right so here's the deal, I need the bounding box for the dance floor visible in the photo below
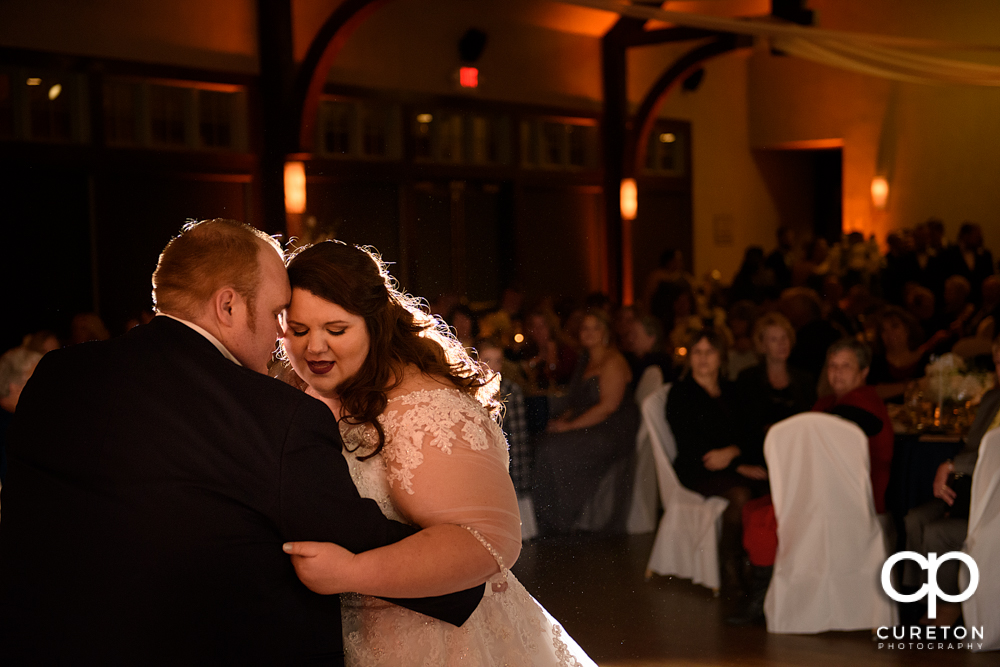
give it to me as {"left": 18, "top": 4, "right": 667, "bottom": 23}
{"left": 512, "top": 533, "right": 993, "bottom": 667}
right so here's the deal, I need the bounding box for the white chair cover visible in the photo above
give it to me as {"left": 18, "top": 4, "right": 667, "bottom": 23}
{"left": 961, "top": 428, "right": 1000, "bottom": 651}
{"left": 644, "top": 383, "right": 729, "bottom": 591}
{"left": 626, "top": 366, "right": 664, "bottom": 534}
{"left": 763, "top": 413, "right": 898, "bottom": 633}
{"left": 518, "top": 495, "right": 539, "bottom": 541}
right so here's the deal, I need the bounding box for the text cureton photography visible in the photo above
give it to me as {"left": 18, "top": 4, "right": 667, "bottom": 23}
{"left": 878, "top": 550, "right": 987, "bottom": 651}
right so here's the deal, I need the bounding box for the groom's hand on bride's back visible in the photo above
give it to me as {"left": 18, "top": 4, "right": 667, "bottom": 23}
{"left": 283, "top": 541, "right": 356, "bottom": 595}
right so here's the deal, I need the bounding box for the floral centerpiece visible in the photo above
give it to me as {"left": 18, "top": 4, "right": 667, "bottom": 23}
{"left": 923, "top": 353, "right": 995, "bottom": 405}
{"left": 901, "top": 353, "right": 997, "bottom": 433}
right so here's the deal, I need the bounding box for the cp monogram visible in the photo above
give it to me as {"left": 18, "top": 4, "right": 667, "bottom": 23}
{"left": 881, "top": 551, "right": 979, "bottom": 619}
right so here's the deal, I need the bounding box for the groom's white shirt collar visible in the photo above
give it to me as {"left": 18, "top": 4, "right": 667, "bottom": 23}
{"left": 157, "top": 313, "right": 242, "bottom": 366}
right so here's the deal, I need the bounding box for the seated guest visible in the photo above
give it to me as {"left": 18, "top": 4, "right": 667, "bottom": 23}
{"left": 624, "top": 314, "right": 674, "bottom": 386}
{"left": 478, "top": 339, "right": 531, "bottom": 498}
{"left": 730, "top": 247, "right": 778, "bottom": 304}
{"left": 822, "top": 275, "right": 858, "bottom": 338}
{"left": 644, "top": 248, "right": 693, "bottom": 313}
{"left": 882, "top": 231, "right": 922, "bottom": 305}
{"left": 726, "top": 301, "right": 759, "bottom": 381}
{"left": 533, "top": 311, "right": 638, "bottom": 535}
{"left": 905, "top": 284, "right": 938, "bottom": 335}
{"left": 781, "top": 288, "right": 842, "bottom": 381}
{"left": 952, "top": 275, "right": 1000, "bottom": 364}
{"left": 68, "top": 312, "right": 110, "bottom": 345}
{"left": 730, "top": 338, "right": 892, "bottom": 625}
{"left": 521, "top": 309, "right": 577, "bottom": 392}
{"left": 813, "top": 338, "right": 894, "bottom": 513}
{"left": 766, "top": 226, "right": 797, "bottom": 291}
{"left": 941, "top": 222, "right": 994, "bottom": 302}
{"left": 736, "top": 312, "right": 816, "bottom": 468}
{"left": 613, "top": 306, "right": 638, "bottom": 350}
{"left": 660, "top": 285, "right": 700, "bottom": 354}
{"left": 791, "top": 237, "right": 833, "bottom": 293}
{"left": 0, "top": 346, "right": 44, "bottom": 486}
{"left": 961, "top": 274, "right": 1000, "bottom": 340}
{"left": 903, "top": 334, "right": 1000, "bottom": 627}
{"left": 868, "top": 306, "right": 947, "bottom": 402}
{"left": 21, "top": 330, "right": 60, "bottom": 354}
{"left": 446, "top": 304, "right": 477, "bottom": 349}
{"left": 477, "top": 287, "right": 524, "bottom": 349}
{"left": 925, "top": 275, "right": 975, "bottom": 354}
{"left": 666, "top": 329, "right": 767, "bottom": 591}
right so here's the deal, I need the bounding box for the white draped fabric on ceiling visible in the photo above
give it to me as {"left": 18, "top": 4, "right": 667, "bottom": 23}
{"left": 561, "top": 0, "right": 1000, "bottom": 87}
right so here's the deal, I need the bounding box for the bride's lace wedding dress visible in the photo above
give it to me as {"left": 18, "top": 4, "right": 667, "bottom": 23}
{"left": 339, "top": 388, "right": 597, "bottom": 667}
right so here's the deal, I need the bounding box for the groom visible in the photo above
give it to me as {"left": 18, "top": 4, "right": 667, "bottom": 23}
{"left": 0, "top": 219, "right": 482, "bottom": 665}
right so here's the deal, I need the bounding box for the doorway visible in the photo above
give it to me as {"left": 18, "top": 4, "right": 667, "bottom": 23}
{"left": 753, "top": 147, "right": 843, "bottom": 243}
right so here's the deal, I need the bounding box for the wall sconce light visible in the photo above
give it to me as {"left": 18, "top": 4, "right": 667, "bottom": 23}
{"left": 871, "top": 176, "right": 889, "bottom": 210}
{"left": 620, "top": 178, "right": 637, "bottom": 221}
{"left": 284, "top": 162, "right": 306, "bottom": 214}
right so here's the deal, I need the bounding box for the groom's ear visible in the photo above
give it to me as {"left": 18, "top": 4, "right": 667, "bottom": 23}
{"left": 212, "top": 287, "right": 240, "bottom": 328}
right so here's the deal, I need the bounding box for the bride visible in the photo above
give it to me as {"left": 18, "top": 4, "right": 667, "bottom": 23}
{"left": 276, "top": 240, "right": 596, "bottom": 666}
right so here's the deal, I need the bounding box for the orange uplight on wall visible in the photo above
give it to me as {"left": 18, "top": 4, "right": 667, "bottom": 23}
{"left": 620, "top": 178, "right": 637, "bottom": 220}
{"left": 284, "top": 161, "right": 306, "bottom": 214}
{"left": 871, "top": 176, "right": 889, "bottom": 210}
{"left": 459, "top": 67, "right": 479, "bottom": 88}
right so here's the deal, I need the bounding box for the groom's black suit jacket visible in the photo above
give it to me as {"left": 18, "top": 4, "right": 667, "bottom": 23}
{"left": 0, "top": 317, "right": 482, "bottom": 665}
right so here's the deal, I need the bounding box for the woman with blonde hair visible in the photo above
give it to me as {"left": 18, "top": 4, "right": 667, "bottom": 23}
{"left": 735, "top": 311, "right": 816, "bottom": 471}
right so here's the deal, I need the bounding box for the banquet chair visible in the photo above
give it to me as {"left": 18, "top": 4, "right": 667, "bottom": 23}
{"left": 518, "top": 496, "right": 539, "bottom": 541}
{"left": 626, "top": 365, "right": 665, "bottom": 534}
{"left": 643, "top": 383, "right": 729, "bottom": 592}
{"left": 763, "top": 413, "right": 898, "bottom": 633}
{"left": 960, "top": 428, "right": 1000, "bottom": 651}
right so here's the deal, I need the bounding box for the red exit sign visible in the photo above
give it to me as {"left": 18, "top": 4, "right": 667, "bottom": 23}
{"left": 459, "top": 66, "right": 478, "bottom": 88}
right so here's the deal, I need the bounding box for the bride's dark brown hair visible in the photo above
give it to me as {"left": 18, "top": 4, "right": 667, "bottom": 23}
{"left": 282, "top": 240, "right": 499, "bottom": 459}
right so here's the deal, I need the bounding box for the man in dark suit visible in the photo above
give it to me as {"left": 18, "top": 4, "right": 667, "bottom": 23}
{"left": 940, "top": 222, "right": 995, "bottom": 304}
{"left": 0, "top": 220, "right": 482, "bottom": 665}
{"left": 903, "top": 334, "right": 1000, "bottom": 626}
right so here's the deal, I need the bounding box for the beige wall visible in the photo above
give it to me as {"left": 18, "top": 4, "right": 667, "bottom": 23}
{"left": 746, "top": 0, "right": 1000, "bottom": 252}
{"left": 631, "top": 44, "right": 780, "bottom": 282}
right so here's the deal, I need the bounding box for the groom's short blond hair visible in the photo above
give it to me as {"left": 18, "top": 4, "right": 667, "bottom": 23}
{"left": 152, "top": 219, "right": 282, "bottom": 320}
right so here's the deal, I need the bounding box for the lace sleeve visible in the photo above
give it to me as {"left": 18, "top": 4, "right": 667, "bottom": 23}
{"left": 379, "top": 389, "right": 522, "bottom": 571}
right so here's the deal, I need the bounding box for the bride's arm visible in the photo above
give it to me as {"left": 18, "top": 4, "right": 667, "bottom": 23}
{"left": 286, "top": 399, "right": 522, "bottom": 597}
{"left": 284, "top": 524, "right": 496, "bottom": 597}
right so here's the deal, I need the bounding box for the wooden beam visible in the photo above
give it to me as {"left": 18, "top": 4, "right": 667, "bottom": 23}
{"left": 256, "top": 0, "right": 295, "bottom": 234}
{"left": 625, "top": 26, "right": 718, "bottom": 47}
{"left": 289, "top": 0, "right": 393, "bottom": 152}
{"left": 601, "top": 17, "right": 646, "bottom": 304}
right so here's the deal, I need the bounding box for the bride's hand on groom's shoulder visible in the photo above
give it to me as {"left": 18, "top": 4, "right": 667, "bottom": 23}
{"left": 282, "top": 541, "right": 357, "bottom": 595}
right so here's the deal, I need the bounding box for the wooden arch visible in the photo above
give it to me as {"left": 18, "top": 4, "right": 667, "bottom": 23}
{"left": 289, "top": 0, "right": 394, "bottom": 152}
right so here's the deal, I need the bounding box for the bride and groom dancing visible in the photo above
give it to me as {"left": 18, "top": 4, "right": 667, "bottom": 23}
{"left": 0, "top": 219, "right": 596, "bottom": 666}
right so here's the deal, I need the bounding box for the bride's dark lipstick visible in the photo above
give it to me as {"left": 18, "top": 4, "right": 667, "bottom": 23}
{"left": 307, "top": 361, "right": 334, "bottom": 375}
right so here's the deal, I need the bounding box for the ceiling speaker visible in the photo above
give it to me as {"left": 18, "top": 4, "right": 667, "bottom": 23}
{"left": 459, "top": 28, "right": 488, "bottom": 63}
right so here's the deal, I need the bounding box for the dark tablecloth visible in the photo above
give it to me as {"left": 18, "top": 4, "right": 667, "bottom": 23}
{"left": 885, "top": 433, "right": 963, "bottom": 550}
